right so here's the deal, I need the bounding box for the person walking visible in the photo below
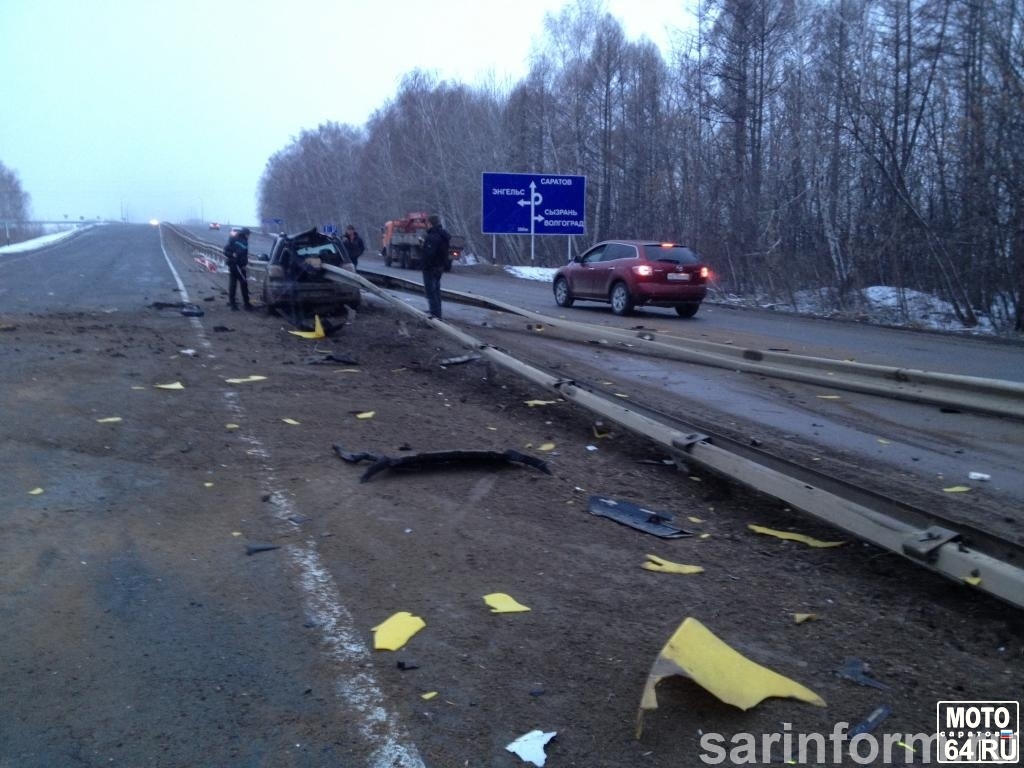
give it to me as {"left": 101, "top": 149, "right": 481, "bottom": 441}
{"left": 342, "top": 225, "right": 365, "bottom": 269}
{"left": 224, "top": 227, "right": 253, "bottom": 310}
{"left": 420, "top": 214, "right": 450, "bottom": 319}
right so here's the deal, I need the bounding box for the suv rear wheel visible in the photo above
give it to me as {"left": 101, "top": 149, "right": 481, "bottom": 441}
{"left": 610, "top": 282, "right": 634, "bottom": 315}
{"left": 675, "top": 302, "right": 700, "bottom": 318}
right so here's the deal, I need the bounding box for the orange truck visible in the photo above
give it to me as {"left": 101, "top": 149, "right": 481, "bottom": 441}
{"left": 380, "top": 211, "right": 465, "bottom": 270}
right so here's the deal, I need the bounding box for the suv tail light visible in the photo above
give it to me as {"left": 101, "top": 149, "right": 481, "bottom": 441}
{"left": 632, "top": 264, "right": 654, "bottom": 277}
{"left": 699, "top": 267, "right": 709, "bottom": 279}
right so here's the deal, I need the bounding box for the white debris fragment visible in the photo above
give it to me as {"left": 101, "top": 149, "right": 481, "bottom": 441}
{"left": 506, "top": 730, "right": 557, "bottom": 766}
{"left": 968, "top": 472, "right": 991, "bottom": 481}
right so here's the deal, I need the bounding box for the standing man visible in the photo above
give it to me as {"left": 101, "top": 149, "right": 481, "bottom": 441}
{"left": 223, "top": 227, "right": 253, "bottom": 311}
{"left": 342, "top": 224, "right": 365, "bottom": 269}
{"left": 420, "top": 214, "right": 450, "bottom": 319}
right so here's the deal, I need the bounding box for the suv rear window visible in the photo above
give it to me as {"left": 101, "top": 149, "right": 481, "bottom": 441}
{"left": 643, "top": 244, "right": 700, "bottom": 264}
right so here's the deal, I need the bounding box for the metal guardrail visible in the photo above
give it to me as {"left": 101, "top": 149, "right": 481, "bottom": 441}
{"left": 162, "top": 227, "right": 1024, "bottom": 609}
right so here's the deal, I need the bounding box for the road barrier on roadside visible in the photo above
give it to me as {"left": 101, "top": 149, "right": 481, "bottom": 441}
{"left": 165, "top": 225, "right": 1024, "bottom": 610}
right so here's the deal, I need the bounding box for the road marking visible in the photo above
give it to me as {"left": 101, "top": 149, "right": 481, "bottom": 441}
{"left": 160, "top": 229, "right": 425, "bottom": 767}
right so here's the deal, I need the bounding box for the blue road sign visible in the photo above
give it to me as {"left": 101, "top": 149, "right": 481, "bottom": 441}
{"left": 482, "top": 172, "right": 586, "bottom": 235}
{"left": 323, "top": 223, "right": 337, "bottom": 234}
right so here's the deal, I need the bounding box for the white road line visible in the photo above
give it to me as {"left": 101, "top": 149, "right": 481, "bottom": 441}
{"left": 160, "top": 229, "right": 425, "bottom": 767}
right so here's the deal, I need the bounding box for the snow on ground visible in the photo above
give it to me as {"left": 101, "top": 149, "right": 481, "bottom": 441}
{"left": 0, "top": 227, "right": 88, "bottom": 254}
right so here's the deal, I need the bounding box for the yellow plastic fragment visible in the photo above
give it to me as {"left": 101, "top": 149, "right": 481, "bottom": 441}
{"left": 688, "top": 516, "right": 704, "bottom": 524}
{"left": 225, "top": 375, "right": 267, "bottom": 384}
{"left": 421, "top": 691, "right": 438, "bottom": 700}
{"left": 95, "top": 417, "right": 122, "bottom": 423}
{"left": 699, "top": 533, "right": 712, "bottom": 540}
{"left": 225, "top": 423, "right": 240, "bottom": 431}
{"left": 614, "top": 392, "right": 630, "bottom": 399}
{"left": 538, "top": 442, "right": 556, "bottom": 452}
{"left": 748, "top": 524, "right": 846, "bottom": 548}
{"left": 28, "top": 487, "right": 44, "bottom": 496}
{"left": 203, "top": 482, "right": 214, "bottom": 488}
{"left": 231, "top": 531, "right": 242, "bottom": 537}
{"left": 483, "top": 593, "right": 531, "bottom": 613}
{"left": 288, "top": 314, "right": 326, "bottom": 338}
{"left": 817, "top": 394, "right": 841, "bottom": 400}
{"left": 334, "top": 368, "right": 360, "bottom": 373}
{"left": 130, "top": 386, "right": 145, "bottom": 390}
{"left": 281, "top": 418, "right": 301, "bottom": 425}
{"left": 636, "top": 617, "right": 825, "bottom": 738}
{"left": 372, "top": 611, "right": 426, "bottom": 651}
{"left": 963, "top": 575, "right": 982, "bottom": 587}
{"left": 524, "top": 399, "right": 559, "bottom": 407}
{"left": 642, "top": 554, "right": 704, "bottom": 575}
{"left": 943, "top": 485, "right": 971, "bottom": 493}
{"left": 355, "top": 411, "right": 375, "bottom": 420}
{"left": 877, "top": 438, "right": 892, "bottom": 445}
{"left": 154, "top": 381, "right": 185, "bottom": 390}
{"left": 793, "top": 613, "right": 817, "bottom": 624}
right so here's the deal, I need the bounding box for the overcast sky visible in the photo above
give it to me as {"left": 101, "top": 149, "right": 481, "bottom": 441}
{"left": 1, "top": 0, "right": 695, "bottom": 226}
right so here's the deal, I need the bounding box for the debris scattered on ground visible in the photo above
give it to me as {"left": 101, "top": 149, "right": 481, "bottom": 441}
{"left": 28, "top": 487, "right": 44, "bottom": 496}
{"left": 637, "top": 617, "right": 825, "bottom": 738}
{"left": 943, "top": 485, "right": 971, "bottom": 493}
{"left": 793, "top": 613, "right": 817, "bottom": 624}
{"left": 420, "top": 691, "right": 438, "bottom": 700}
{"left": 372, "top": 611, "right": 426, "bottom": 651}
{"left": 245, "top": 543, "right": 281, "bottom": 556}
{"left": 641, "top": 554, "right": 704, "bottom": 575}
{"left": 180, "top": 303, "right": 204, "bottom": 317}
{"left": 968, "top": 472, "right": 991, "bottom": 481}
{"left": 834, "top": 658, "right": 889, "bottom": 690}
{"left": 524, "top": 399, "right": 560, "bottom": 407}
{"left": 289, "top": 315, "right": 326, "bottom": 339}
{"left": 396, "top": 660, "right": 420, "bottom": 671}
{"left": 224, "top": 375, "right": 267, "bottom": 384}
{"left": 95, "top": 416, "right": 122, "bottom": 423}
{"left": 506, "top": 730, "right": 557, "bottom": 767}
{"left": 850, "top": 705, "right": 891, "bottom": 737}
{"left": 588, "top": 496, "right": 694, "bottom": 539}
{"left": 154, "top": 381, "right": 185, "bottom": 390}
{"left": 334, "top": 444, "right": 552, "bottom": 482}
{"left": 439, "top": 354, "right": 481, "bottom": 367}
{"left": 483, "top": 593, "right": 531, "bottom": 613}
{"left": 747, "top": 524, "right": 846, "bottom": 548}
{"left": 281, "top": 418, "right": 301, "bottom": 425}
{"left": 304, "top": 353, "right": 359, "bottom": 365}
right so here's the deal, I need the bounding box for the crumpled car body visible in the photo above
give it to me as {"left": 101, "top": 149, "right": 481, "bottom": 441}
{"left": 259, "top": 228, "right": 361, "bottom": 317}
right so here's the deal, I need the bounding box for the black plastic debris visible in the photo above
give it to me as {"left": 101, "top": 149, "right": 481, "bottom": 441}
{"left": 304, "top": 353, "right": 359, "bottom": 366}
{"left": 834, "top": 658, "right": 890, "bottom": 690}
{"left": 181, "top": 303, "right": 204, "bottom": 317}
{"left": 587, "top": 495, "right": 694, "bottom": 538}
{"left": 397, "top": 660, "right": 420, "bottom": 671}
{"left": 333, "top": 444, "right": 551, "bottom": 483}
{"left": 245, "top": 543, "right": 281, "bottom": 556}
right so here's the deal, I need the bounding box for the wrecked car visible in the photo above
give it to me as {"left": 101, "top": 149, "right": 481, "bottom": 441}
{"left": 258, "top": 228, "right": 361, "bottom": 323}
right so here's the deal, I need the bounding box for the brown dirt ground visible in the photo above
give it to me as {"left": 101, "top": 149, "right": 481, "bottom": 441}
{"left": 1, "top": 249, "right": 1021, "bottom": 766}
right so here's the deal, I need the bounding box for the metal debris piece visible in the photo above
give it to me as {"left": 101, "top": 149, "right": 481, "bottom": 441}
{"left": 849, "top": 705, "right": 892, "bottom": 737}
{"left": 834, "top": 658, "right": 889, "bottom": 690}
{"left": 588, "top": 495, "right": 694, "bottom": 539}
{"left": 334, "top": 444, "right": 551, "bottom": 482}
{"left": 439, "top": 354, "right": 481, "bottom": 367}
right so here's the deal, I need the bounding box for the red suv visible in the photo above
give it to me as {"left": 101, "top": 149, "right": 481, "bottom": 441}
{"left": 553, "top": 240, "right": 709, "bottom": 317}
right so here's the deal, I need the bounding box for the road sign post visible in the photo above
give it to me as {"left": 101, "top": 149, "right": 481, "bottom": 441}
{"left": 482, "top": 172, "right": 586, "bottom": 263}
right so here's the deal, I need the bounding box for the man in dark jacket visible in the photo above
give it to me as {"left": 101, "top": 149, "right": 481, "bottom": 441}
{"left": 223, "top": 227, "right": 253, "bottom": 310}
{"left": 420, "top": 214, "right": 450, "bottom": 319}
{"left": 342, "top": 225, "right": 366, "bottom": 269}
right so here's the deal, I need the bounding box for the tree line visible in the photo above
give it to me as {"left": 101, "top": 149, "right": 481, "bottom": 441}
{"left": 257, "top": 0, "right": 1024, "bottom": 332}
